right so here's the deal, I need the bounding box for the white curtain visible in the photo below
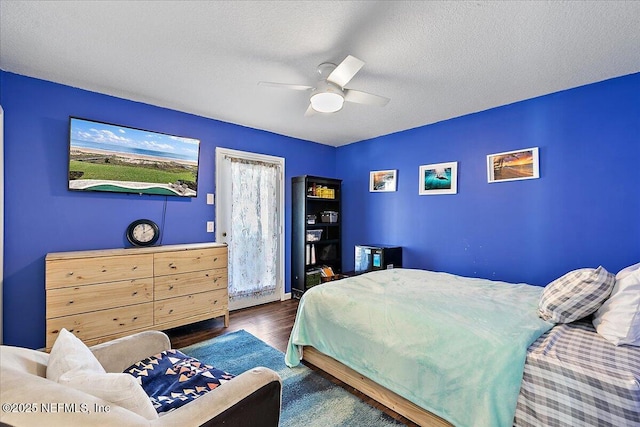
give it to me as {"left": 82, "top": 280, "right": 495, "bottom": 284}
{"left": 228, "top": 157, "right": 279, "bottom": 302}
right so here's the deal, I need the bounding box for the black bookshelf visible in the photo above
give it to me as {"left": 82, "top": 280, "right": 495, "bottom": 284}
{"left": 291, "top": 175, "right": 342, "bottom": 299}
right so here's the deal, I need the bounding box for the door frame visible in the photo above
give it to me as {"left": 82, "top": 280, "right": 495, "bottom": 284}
{"left": 215, "top": 147, "right": 286, "bottom": 306}
{"left": 0, "top": 105, "right": 4, "bottom": 344}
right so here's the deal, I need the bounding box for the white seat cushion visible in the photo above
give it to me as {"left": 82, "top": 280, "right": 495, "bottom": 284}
{"left": 46, "top": 328, "right": 157, "bottom": 420}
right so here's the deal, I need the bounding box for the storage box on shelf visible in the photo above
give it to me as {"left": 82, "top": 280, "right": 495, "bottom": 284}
{"left": 45, "top": 242, "right": 228, "bottom": 349}
{"left": 306, "top": 229, "right": 323, "bottom": 242}
{"left": 320, "top": 211, "right": 338, "bottom": 223}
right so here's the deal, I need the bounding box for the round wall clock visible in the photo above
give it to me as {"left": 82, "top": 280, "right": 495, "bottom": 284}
{"left": 126, "top": 219, "right": 160, "bottom": 247}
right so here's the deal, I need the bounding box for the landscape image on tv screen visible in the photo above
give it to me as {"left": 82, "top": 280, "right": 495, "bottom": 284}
{"left": 68, "top": 117, "right": 200, "bottom": 197}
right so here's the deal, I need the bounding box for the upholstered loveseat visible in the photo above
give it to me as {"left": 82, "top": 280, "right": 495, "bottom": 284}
{"left": 0, "top": 330, "right": 282, "bottom": 426}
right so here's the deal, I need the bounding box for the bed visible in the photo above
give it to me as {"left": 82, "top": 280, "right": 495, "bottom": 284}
{"left": 285, "top": 268, "right": 640, "bottom": 427}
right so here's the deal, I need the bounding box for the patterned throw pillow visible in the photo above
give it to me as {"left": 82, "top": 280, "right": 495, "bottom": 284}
{"left": 124, "top": 349, "right": 235, "bottom": 414}
{"left": 538, "top": 266, "right": 615, "bottom": 323}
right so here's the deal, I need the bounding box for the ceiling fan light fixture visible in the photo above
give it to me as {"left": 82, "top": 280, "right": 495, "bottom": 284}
{"left": 258, "top": 55, "right": 388, "bottom": 116}
{"left": 310, "top": 91, "right": 344, "bottom": 113}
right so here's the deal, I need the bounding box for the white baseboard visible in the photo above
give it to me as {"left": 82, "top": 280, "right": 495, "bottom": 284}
{"left": 282, "top": 292, "right": 292, "bottom": 301}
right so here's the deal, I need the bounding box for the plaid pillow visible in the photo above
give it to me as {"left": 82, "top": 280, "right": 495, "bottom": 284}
{"left": 124, "top": 349, "right": 235, "bottom": 414}
{"left": 538, "top": 266, "right": 615, "bottom": 323}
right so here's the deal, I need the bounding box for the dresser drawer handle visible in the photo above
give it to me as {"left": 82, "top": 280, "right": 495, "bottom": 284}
{"left": 168, "top": 285, "right": 174, "bottom": 290}
{"left": 132, "top": 291, "right": 138, "bottom": 296}
{"left": 132, "top": 266, "right": 138, "bottom": 271}
{"left": 169, "top": 263, "right": 177, "bottom": 269}
{"left": 214, "top": 257, "right": 218, "bottom": 262}
{"left": 67, "top": 272, "right": 74, "bottom": 277}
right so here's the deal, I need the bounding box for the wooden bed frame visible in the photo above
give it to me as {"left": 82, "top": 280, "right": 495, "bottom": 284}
{"left": 302, "top": 346, "right": 453, "bottom": 427}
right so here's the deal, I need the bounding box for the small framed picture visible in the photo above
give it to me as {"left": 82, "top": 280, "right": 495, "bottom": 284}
{"left": 487, "top": 147, "right": 539, "bottom": 183}
{"left": 419, "top": 162, "right": 458, "bottom": 195}
{"left": 370, "top": 170, "right": 397, "bottom": 192}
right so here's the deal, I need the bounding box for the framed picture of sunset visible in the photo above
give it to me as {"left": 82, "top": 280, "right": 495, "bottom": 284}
{"left": 487, "top": 147, "right": 539, "bottom": 183}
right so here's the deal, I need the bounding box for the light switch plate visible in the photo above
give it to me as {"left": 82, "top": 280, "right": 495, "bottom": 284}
{"left": 207, "top": 221, "right": 214, "bottom": 233}
{"left": 206, "top": 193, "right": 214, "bottom": 205}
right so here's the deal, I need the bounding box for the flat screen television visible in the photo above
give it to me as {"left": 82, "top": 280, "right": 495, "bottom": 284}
{"left": 68, "top": 117, "right": 200, "bottom": 197}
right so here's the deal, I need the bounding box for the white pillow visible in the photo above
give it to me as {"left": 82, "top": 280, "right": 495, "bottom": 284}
{"left": 59, "top": 371, "right": 158, "bottom": 420}
{"left": 47, "top": 328, "right": 106, "bottom": 382}
{"left": 593, "top": 262, "right": 640, "bottom": 346}
{"left": 615, "top": 262, "right": 640, "bottom": 281}
{"left": 47, "top": 328, "right": 158, "bottom": 420}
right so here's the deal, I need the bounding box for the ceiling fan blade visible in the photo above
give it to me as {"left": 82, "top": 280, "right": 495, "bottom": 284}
{"left": 258, "top": 81, "right": 314, "bottom": 91}
{"left": 327, "top": 55, "right": 365, "bottom": 88}
{"left": 344, "top": 89, "right": 390, "bottom": 107}
{"left": 304, "top": 104, "right": 316, "bottom": 117}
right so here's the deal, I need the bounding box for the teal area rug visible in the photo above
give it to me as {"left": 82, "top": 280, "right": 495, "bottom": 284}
{"left": 181, "top": 330, "right": 404, "bottom": 427}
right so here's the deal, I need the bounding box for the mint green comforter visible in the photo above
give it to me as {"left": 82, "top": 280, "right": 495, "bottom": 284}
{"left": 285, "top": 269, "right": 553, "bottom": 427}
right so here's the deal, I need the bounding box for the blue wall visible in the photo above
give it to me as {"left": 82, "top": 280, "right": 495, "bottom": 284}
{"left": 2, "top": 71, "right": 639, "bottom": 349}
{"left": 1, "top": 71, "right": 337, "bottom": 348}
{"left": 337, "top": 73, "right": 640, "bottom": 286}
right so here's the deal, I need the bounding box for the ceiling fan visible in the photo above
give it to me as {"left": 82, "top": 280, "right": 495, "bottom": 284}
{"left": 258, "top": 55, "right": 390, "bottom": 116}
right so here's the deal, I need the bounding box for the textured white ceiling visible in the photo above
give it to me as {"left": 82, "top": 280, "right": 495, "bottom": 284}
{"left": 1, "top": 1, "right": 639, "bottom": 146}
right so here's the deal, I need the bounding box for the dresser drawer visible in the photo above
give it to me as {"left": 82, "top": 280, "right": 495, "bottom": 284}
{"left": 47, "top": 278, "right": 153, "bottom": 318}
{"left": 46, "top": 254, "right": 154, "bottom": 289}
{"left": 77, "top": 326, "right": 152, "bottom": 348}
{"left": 154, "top": 247, "right": 227, "bottom": 276}
{"left": 46, "top": 302, "right": 154, "bottom": 349}
{"left": 154, "top": 289, "right": 228, "bottom": 324}
{"left": 154, "top": 269, "right": 227, "bottom": 300}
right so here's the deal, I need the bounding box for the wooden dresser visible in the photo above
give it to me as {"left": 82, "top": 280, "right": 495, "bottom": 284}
{"left": 45, "top": 242, "right": 228, "bottom": 349}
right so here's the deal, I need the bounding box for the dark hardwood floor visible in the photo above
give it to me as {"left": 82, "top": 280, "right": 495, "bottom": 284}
{"left": 165, "top": 299, "right": 299, "bottom": 352}
{"left": 164, "top": 299, "right": 418, "bottom": 427}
